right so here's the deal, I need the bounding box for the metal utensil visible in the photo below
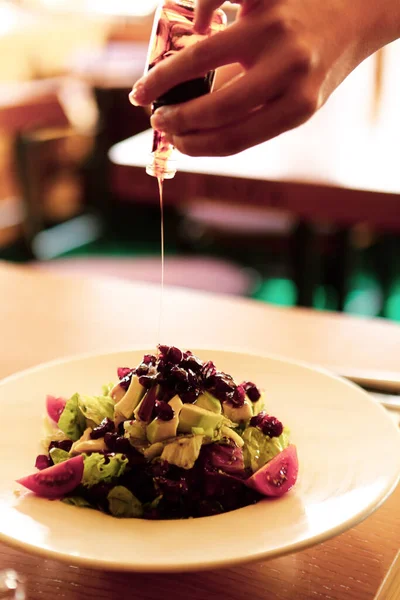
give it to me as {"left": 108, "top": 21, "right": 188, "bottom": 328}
{"left": 334, "top": 370, "right": 400, "bottom": 411}
{"left": 365, "top": 391, "right": 400, "bottom": 411}
{"left": 338, "top": 369, "right": 400, "bottom": 394}
{"left": 374, "top": 550, "right": 400, "bottom": 600}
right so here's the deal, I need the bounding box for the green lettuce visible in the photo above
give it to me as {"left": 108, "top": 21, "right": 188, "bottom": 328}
{"left": 102, "top": 382, "right": 115, "bottom": 397}
{"left": 82, "top": 452, "right": 128, "bottom": 488}
{"left": 58, "top": 393, "right": 86, "bottom": 441}
{"left": 78, "top": 394, "right": 114, "bottom": 426}
{"left": 161, "top": 435, "right": 204, "bottom": 470}
{"left": 107, "top": 486, "right": 143, "bottom": 518}
{"left": 49, "top": 447, "right": 70, "bottom": 464}
{"left": 242, "top": 426, "right": 290, "bottom": 472}
{"left": 62, "top": 496, "right": 93, "bottom": 509}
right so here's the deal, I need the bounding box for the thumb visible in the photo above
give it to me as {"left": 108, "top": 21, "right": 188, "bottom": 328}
{"left": 194, "top": 0, "right": 226, "bottom": 34}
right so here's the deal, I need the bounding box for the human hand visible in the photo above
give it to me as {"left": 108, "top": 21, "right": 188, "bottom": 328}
{"left": 130, "top": 0, "right": 400, "bottom": 156}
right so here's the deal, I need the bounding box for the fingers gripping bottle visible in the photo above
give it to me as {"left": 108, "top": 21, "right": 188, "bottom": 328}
{"left": 145, "top": 0, "right": 226, "bottom": 179}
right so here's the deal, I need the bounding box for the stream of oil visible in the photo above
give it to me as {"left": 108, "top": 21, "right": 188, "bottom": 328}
{"left": 157, "top": 176, "right": 164, "bottom": 343}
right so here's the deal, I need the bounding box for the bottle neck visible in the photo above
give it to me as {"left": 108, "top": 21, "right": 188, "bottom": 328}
{"left": 171, "top": 0, "right": 195, "bottom": 9}
{"left": 147, "top": 130, "right": 177, "bottom": 180}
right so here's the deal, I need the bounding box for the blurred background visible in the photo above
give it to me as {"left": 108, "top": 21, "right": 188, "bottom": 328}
{"left": 1, "top": 0, "right": 400, "bottom": 320}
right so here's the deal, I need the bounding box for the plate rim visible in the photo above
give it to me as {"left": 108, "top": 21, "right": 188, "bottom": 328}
{"left": 1, "top": 346, "right": 399, "bottom": 572}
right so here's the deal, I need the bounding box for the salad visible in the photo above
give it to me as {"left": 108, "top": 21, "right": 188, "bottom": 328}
{"left": 17, "top": 346, "right": 299, "bottom": 519}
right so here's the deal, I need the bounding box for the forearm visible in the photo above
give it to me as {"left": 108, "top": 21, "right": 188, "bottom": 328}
{"left": 320, "top": 0, "right": 400, "bottom": 101}
{"left": 362, "top": 0, "right": 400, "bottom": 55}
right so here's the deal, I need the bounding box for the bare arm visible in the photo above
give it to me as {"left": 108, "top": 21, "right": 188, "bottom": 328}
{"left": 130, "top": 0, "right": 400, "bottom": 157}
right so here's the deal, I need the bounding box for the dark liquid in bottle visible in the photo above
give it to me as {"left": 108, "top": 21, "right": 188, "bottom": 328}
{"left": 151, "top": 73, "right": 215, "bottom": 153}
{"left": 148, "top": 0, "right": 223, "bottom": 157}
{"left": 153, "top": 72, "right": 215, "bottom": 108}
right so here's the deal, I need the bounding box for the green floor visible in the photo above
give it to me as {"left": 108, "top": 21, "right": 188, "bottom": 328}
{"left": 3, "top": 203, "right": 400, "bottom": 321}
{"left": 57, "top": 238, "right": 400, "bottom": 322}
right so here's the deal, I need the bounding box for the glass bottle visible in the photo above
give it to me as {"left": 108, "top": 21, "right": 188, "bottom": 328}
{"left": 0, "top": 570, "right": 25, "bottom": 600}
{"left": 145, "top": 0, "right": 226, "bottom": 179}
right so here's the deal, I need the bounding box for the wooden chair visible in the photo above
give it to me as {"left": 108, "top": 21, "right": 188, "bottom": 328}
{"left": 0, "top": 79, "right": 71, "bottom": 259}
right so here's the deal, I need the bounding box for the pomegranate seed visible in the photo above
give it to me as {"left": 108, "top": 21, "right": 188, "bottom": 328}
{"left": 138, "top": 375, "right": 156, "bottom": 389}
{"left": 180, "top": 388, "right": 199, "bottom": 403}
{"left": 201, "top": 361, "right": 217, "bottom": 381}
{"left": 104, "top": 432, "right": 118, "bottom": 451}
{"left": 154, "top": 400, "right": 174, "bottom": 421}
{"left": 119, "top": 372, "right": 133, "bottom": 391}
{"left": 261, "top": 416, "right": 283, "bottom": 438}
{"left": 35, "top": 455, "right": 51, "bottom": 470}
{"left": 170, "top": 366, "right": 189, "bottom": 383}
{"left": 242, "top": 381, "right": 261, "bottom": 402}
{"left": 90, "top": 417, "right": 115, "bottom": 439}
{"left": 250, "top": 412, "right": 283, "bottom": 437}
{"left": 182, "top": 354, "right": 203, "bottom": 373}
{"left": 117, "top": 367, "right": 132, "bottom": 380}
{"left": 143, "top": 354, "right": 156, "bottom": 365}
{"left": 231, "top": 384, "right": 245, "bottom": 407}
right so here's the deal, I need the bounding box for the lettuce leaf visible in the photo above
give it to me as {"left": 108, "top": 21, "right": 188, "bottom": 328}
{"left": 78, "top": 394, "right": 114, "bottom": 426}
{"left": 49, "top": 448, "right": 70, "bottom": 464}
{"left": 102, "top": 382, "right": 115, "bottom": 397}
{"left": 82, "top": 452, "right": 128, "bottom": 488}
{"left": 62, "top": 496, "right": 93, "bottom": 509}
{"left": 242, "top": 426, "right": 290, "bottom": 472}
{"left": 58, "top": 393, "right": 86, "bottom": 441}
{"left": 107, "top": 486, "right": 143, "bottom": 518}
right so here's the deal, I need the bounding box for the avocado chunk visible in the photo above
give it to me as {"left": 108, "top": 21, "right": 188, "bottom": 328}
{"left": 222, "top": 400, "right": 253, "bottom": 423}
{"left": 178, "top": 403, "right": 224, "bottom": 434}
{"left": 196, "top": 392, "right": 222, "bottom": 414}
{"left": 146, "top": 395, "right": 183, "bottom": 444}
{"left": 114, "top": 375, "right": 145, "bottom": 420}
{"left": 251, "top": 392, "right": 266, "bottom": 416}
{"left": 124, "top": 419, "right": 147, "bottom": 442}
{"left": 147, "top": 418, "right": 176, "bottom": 444}
{"left": 161, "top": 434, "right": 204, "bottom": 469}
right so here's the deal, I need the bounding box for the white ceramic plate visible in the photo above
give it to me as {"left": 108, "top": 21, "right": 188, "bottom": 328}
{"left": 0, "top": 349, "right": 399, "bottom": 572}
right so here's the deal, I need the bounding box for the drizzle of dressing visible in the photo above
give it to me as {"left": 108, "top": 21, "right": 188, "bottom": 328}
{"left": 157, "top": 176, "right": 164, "bottom": 343}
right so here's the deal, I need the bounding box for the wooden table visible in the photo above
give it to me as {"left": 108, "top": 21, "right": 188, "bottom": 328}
{"left": 0, "top": 261, "right": 399, "bottom": 599}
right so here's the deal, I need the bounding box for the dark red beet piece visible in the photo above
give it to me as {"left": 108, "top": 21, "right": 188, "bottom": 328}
{"left": 261, "top": 416, "right": 283, "bottom": 438}
{"left": 158, "top": 345, "right": 183, "bottom": 365}
{"left": 119, "top": 372, "right": 133, "bottom": 391}
{"left": 35, "top": 455, "right": 51, "bottom": 470}
{"left": 104, "top": 432, "right": 118, "bottom": 451}
{"left": 213, "top": 374, "right": 236, "bottom": 402}
{"left": 143, "top": 354, "right": 157, "bottom": 365}
{"left": 136, "top": 363, "right": 150, "bottom": 377}
{"left": 170, "top": 366, "right": 189, "bottom": 383}
{"left": 117, "top": 367, "right": 132, "bottom": 380}
{"left": 138, "top": 375, "right": 156, "bottom": 389}
{"left": 137, "top": 386, "right": 158, "bottom": 422}
{"left": 154, "top": 400, "right": 174, "bottom": 421}
{"left": 201, "top": 361, "right": 217, "bottom": 381}
{"left": 182, "top": 353, "right": 203, "bottom": 373}
{"left": 250, "top": 411, "right": 283, "bottom": 437}
{"left": 231, "top": 384, "right": 246, "bottom": 407}
{"left": 242, "top": 381, "right": 261, "bottom": 402}
{"left": 48, "top": 439, "right": 73, "bottom": 453}
{"left": 90, "top": 417, "right": 115, "bottom": 439}
{"left": 179, "top": 388, "right": 200, "bottom": 403}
